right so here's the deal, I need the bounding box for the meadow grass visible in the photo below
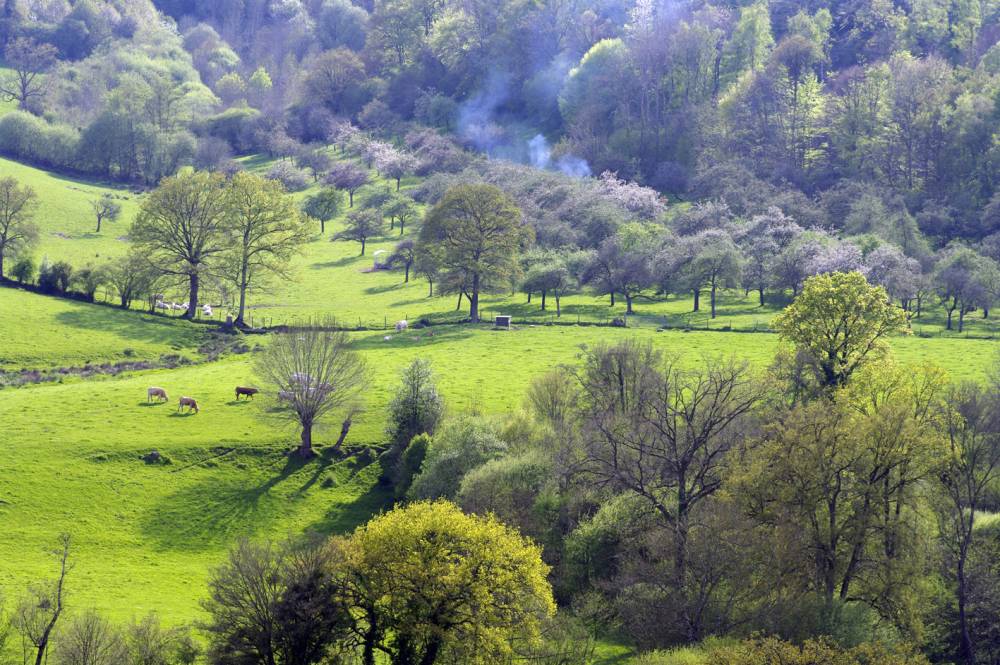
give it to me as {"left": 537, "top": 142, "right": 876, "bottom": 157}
{"left": 6, "top": 153, "right": 1000, "bottom": 337}
{"left": 0, "top": 286, "right": 207, "bottom": 369}
{"left": 0, "top": 155, "right": 140, "bottom": 267}
{"left": 2, "top": 151, "right": 1000, "bottom": 657}
{"left": 1, "top": 303, "right": 995, "bottom": 627}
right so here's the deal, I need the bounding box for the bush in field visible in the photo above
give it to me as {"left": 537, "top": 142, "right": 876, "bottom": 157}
{"left": 407, "top": 417, "right": 508, "bottom": 500}
{"left": 265, "top": 161, "right": 310, "bottom": 192}
{"left": 10, "top": 255, "right": 35, "bottom": 284}
{"left": 38, "top": 260, "right": 73, "bottom": 293}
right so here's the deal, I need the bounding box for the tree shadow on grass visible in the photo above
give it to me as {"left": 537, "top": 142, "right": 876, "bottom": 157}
{"left": 54, "top": 306, "right": 199, "bottom": 346}
{"left": 310, "top": 255, "right": 361, "bottom": 270}
{"left": 140, "top": 450, "right": 313, "bottom": 551}
{"left": 141, "top": 446, "right": 392, "bottom": 550}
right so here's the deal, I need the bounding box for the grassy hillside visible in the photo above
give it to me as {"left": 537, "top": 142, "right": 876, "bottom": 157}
{"left": 5, "top": 152, "right": 991, "bottom": 338}
{"left": 0, "top": 155, "right": 139, "bottom": 266}
{"left": 0, "top": 286, "right": 206, "bottom": 370}
{"left": 0, "top": 290, "right": 995, "bottom": 627}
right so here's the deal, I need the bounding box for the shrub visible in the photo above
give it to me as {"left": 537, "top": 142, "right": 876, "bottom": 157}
{"left": 0, "top": 111, "right": 79, "bottom": 170}
{"left": 386, "top": 358, "right": 443, "bottom": 446}
{"left": 394, "top": 433, "right": 430, "bottom": 498}
{"left": 407, "top": 417, "right": 508, "bottom": 500}
{"left": 199, "top": 105, "right": 262, "bottom": 152}
{"left": 457, "top": 451, "right": 559, "bottom": 546}
{"left": 10, "top": 256, "right": 36, "bottom": 284}
{"left": 74, "top": 264, "right": 109, "bottom": 301}
{"left": 265, "top": 161, "right": 310, "bottom": 192}
{"left": 38, "top": 260, "right": 74, "bottom": 293}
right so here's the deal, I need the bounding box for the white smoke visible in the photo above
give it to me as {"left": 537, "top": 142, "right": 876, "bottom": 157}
{"left": 528, "top": 134, "right": 592, "bottom": 178}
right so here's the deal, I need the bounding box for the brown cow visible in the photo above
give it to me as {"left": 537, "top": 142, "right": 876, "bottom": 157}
{"left": 178, "top": 396, "right": 199, "bottom": 414}
{"left": 235, "top": 386, "right": 259, "bottom": 400}
{"left": 147, "top": 387, "right": 168, "bottom": 403}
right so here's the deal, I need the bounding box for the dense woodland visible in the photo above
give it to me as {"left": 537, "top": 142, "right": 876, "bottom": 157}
{"left": 4, "top": 0, "right": 1000, "bottom": 664}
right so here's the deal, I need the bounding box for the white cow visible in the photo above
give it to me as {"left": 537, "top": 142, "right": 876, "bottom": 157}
{"left": 395, "top": 320, "right": 408, "bottom": 332}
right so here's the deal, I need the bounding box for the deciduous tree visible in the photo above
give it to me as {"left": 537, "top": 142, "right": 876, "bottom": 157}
{"left": 302, "top": 188, "right": 345, "bottom": 234}
{"left": 339, "top": 501, "right": 555, "bottom": 665}
{"left": 774, "top": 272, "right": 908, "bottom": 389}
{"left": 0, "top": 176, "right": 38, "bottom": 281}
{"left": 130, "top": 171, "right": 230, "bottom": 320}
{"left": 224, "top": 172, "right": 311, "bottom": 327}
{"left": 418, "top": 184, "right": 531, "bottom": 322}
{"left": 255, "top": 324, "right": 368, "bottom": 457}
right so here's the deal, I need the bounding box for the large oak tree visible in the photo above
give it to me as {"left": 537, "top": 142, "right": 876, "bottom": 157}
{"left": 130, "top": 171, "right": 230, "bottom": 320}
{"left": 418, "top": 184, "right": 531, "bottom": 322}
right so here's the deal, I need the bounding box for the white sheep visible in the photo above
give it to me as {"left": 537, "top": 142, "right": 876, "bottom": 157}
{"left": 395, "top": 320, "right": 408, "bottom": 332}
{"left": 202, "top": 304, "right": 213, "bottom": 316}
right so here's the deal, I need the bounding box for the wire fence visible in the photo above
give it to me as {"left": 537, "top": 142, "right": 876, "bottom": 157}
{"left": 42, "top": 284, "right": 1000, "bottom": 341}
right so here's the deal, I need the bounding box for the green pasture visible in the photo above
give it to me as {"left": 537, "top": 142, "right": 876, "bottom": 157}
{"left": 1, "top": 298, "right": 996, "bottom": 627}
{"left": 0, "top": 155, "right": 140, "bottom": 266}
{"left": 0, "top": 286, "right": 206, "bottom": 370}
{"left": 5, "top": 153, "right": 1000, "bottom": 337}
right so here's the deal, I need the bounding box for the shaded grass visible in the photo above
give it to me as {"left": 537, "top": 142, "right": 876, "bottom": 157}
{"left": 0, "top": 286, "right": 206, "bottom": 370}
{"left": 0, "top": 317, "right": 995, "bottom": 625}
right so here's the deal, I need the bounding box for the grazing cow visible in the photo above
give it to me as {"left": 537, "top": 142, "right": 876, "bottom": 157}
{"left": 178, "top": 396, "right": 199, "bottom": 413}
{"left": 395, "top": 320, "right": 408, "bottom": 332}
{"left": 147, "top": 387, "right": 168, "bottom": 402}
{"left": 203, "top": 304, "right": 213, "bottom": 317}
{"left": 235, "top": 386, "right": 259, "bottom": 400}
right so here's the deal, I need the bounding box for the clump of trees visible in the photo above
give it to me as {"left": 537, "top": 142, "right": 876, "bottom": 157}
{"left": 202, "top": 501, "right": 555, "bottom": 665}
{"left": 130, "top": 170, "right": 310, "bottom": 322}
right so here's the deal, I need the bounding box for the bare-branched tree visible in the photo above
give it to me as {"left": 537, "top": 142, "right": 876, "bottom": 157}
{"left": 15, "top": 534, "right": 71, "bottom": 665}
{"left": 255, "top": 324, "right": 368, "bottom": 458}
{"left": 575, "top": 340, "right": 763, "bottom": 641}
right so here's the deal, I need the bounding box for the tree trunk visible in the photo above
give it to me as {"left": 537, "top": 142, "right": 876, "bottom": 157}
{"left": 404, "top": 264, "right": 410, "bottom": 282}
{"left": 418, "top": 637, "right": 443, "bottom": 665}
{"left": 96, "top": 217, "right": 101, "bottom": 233}
{"left": 349, "top": 191, "right": 354, "bottom": 207}
{"left": 710, "top": 284, "right": 717, "bottom": 319}
{"left": 333, "top": 417, "right": 352, "bottom": 454}
{"left": 298, "top": 423, "right": 314, "bottom": 458}
{"left": 693, "top": 289, "right": 700, "bottom": 312}
{"left": 610, "top": 291, "right": 615, "bottom": 306}
{"left": 396, "top": 177, "right": 402, "bottom": 192}
{"left": 399, "top": 220, "right": 404, "bottom": 235}
{"left": 759, "top": 287, "right": 765, "bottom": 306}
{"left": 320, "top": 218, "right": 326, "bottom": 234}
{"left": 236, "top": 262, "right": 249, "bottom": 326}
{"left": 427, "top": 279, "right": 433, "bottom": 297}
{"left": 556, "top": 293, "right": 561, "bottom": 318}
{"left": 541, "top": 289, "right": 546, "bottom": 311}
{"left": 470, "top": 273, "right": 481, "bottom": 322}
{"left": 0, "top": 251, "right": 5, "bottom": 280}
{"left": 456, "top": 290, "right": 463, "bottom": 311}
{"left": 958, "top": 544, "right": 974, "bottom": 664}
{"left": 625, "top": 292, "right": 633, "bottom": 314}
{"left": 360, "top": 239, "right": 366, "bottom": 255}
{"left": 186, "top": 272, "right": 199, "bottom": 320}
{"left": 959, "top": 308, "right": 966, "bottom": 332}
